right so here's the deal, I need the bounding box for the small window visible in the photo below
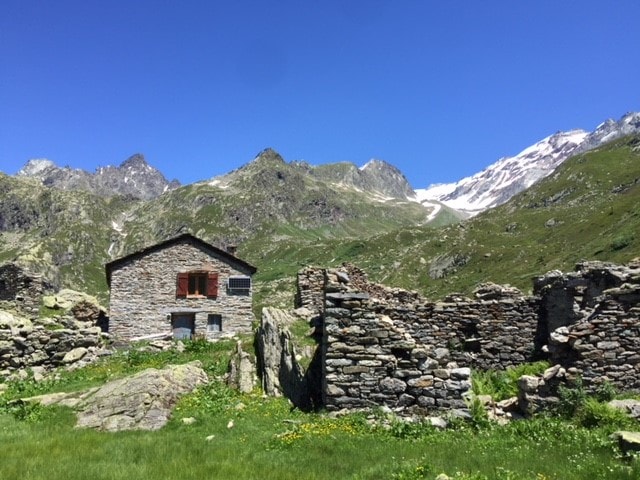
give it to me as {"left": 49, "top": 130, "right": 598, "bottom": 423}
{"left": 176, "top": 271, "right": 219, "bottom": 298}
{"left": 188, "top": 273, "right": 207, "bottom": 296}
{"left": 228, "top": 276, "right": 251, "bottom": 294}
{"left": 207, "top": 314, "right": 222, "bottom": 332}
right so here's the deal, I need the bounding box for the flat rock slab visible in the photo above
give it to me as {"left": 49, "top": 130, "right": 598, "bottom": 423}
{"left": 611, "top": 431, "right": 640, "bottom": 455}
{"left": 24, "top": 361, "right": 208, "bottom": 432}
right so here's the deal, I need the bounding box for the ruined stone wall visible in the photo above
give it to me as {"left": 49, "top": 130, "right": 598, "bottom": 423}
{"left": 387, "top": 295, "right": 540, "bottom": 372}
{"left": 0, "top": 310, "right": 106, "bottom": 379}
{"left": 540, "top": 262, "right": 640, "bottom": 392}
{"left": 322, "top": 287, "right": 471, "bottom": 413}
{"left": 296, "top": 267, "right": 326, "bottom": 313}
{"left": 321, "top": 271, "right": 540, "bottom": 413}
{"left": 109, "top": 241, "right": 254, "bottom": 341}
{"left": 0, "top": 263, "right": 52, "bottom": 318}
{"left": 313, "top": 259, "right": 640, "bottom": 412}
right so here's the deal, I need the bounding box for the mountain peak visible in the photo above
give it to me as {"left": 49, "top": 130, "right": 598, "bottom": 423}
{"left": 416, "top": 111, "right": 640, "bottom": 215}
{"left": 253, "top": 148, "right": 285, "bottom": 164}
{"left": 17, "top": 158, "right": 57, "bottom": 177}
{"left": 120, "top": 153, "right": 149, "bottom": 170}
{"left": 358, "top": 158, "right": 414, "bottom": 198}
{"left": 14, "top": 154, "right": 178, "bottom": 200}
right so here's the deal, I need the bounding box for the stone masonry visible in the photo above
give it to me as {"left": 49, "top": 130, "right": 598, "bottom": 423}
{"left": 539, "top": 261, "right": 640, "bottom": 391}
{"left": 0, "top": 262, "right": 53, "bottom": 318}
{"left": 296, "top": 260, "right": 640, "bottom": 413}
{"left": 107, "top": 235, "right": 256, "bottom": 341}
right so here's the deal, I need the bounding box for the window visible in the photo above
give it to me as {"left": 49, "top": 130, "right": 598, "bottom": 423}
{"left": 207, "top": 314, "right": 222, "bottom": 332}
{"left": 228, "top": 276, "right": 251, "bottom": 294}
{"left": 176, "top": 271, "right": 219, "bottom": 298}
{"left": 188, "top": 273, "right": 207, "bottom": 296}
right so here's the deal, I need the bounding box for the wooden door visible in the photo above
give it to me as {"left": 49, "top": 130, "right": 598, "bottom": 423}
{"left": 171, "top": 314, "right": 195, "bottom": 340}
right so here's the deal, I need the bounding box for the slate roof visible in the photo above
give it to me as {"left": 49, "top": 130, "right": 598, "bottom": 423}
{"left": 105, "top": 233, "right": 257, "bottom": 286}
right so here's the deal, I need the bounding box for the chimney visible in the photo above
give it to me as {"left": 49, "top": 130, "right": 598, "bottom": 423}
{"left": 226, "top": 245, "right": 237, "bottom": 256}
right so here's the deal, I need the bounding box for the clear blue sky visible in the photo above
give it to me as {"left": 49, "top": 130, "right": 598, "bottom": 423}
{"left": 1, "top": 1, "right": 639, "bottom": 188}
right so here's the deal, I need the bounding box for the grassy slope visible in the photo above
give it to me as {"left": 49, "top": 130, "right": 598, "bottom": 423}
{"left": 288, "top": 134, "right": 640, "bottom": 300}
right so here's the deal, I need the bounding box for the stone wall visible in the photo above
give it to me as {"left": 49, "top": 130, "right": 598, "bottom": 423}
{"left": 296, "top": 267, "right": 326, "bottom": 313}
{"left": 0, "top": 263, "right": 52, "bottom": 318}
{"left": 109, "top": 240, "right": 255, "bottom": 341}
{"left": 323, "top": 287, "right": 471, "bottom": 413}
{"left": 0, "top": 309, "right": 106, "bottom": 379}
{"left": 302, "top": 260, "right": 640, "bottom": 413}
{"left": 539, "top": 261, "right": 640, "bottom": 391}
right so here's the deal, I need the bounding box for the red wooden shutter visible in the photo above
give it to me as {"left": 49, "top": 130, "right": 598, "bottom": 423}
{"left": 207, "top": 272, "right": 219, "bottom": 298}
{"left": 176, "top": 272, "right": 188, "bottom": 297}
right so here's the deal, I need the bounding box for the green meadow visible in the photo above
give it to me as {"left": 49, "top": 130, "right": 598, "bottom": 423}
{"left": 1, "top": 340, "right": 638, "bottom": 480}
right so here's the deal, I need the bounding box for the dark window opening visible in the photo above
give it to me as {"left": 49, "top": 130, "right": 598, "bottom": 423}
{"left": 207, "top": 314, "right": 222, "bottom": 332}
{"left": 189, "top": 273, "right": 207, "bottom": 296}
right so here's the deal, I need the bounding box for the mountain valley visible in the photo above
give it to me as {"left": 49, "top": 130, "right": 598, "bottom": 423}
{"left": 1, "top": 114, "right": 639, "bottom": 308}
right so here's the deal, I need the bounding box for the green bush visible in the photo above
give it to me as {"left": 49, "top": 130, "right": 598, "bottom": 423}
{"left": 595, "top": 381, "right": 617, "bottom": 402}
{"left": 575, "top": 398, "right": 633, "bottom": 429}
{"left": 472, "top": 361, "right": 549, "bottom": 401}
{"left": 557, "top": 379, "right": 587, "bottom": 418}
{"left": 610, "top": 233, "right": 634, "bottom": 251}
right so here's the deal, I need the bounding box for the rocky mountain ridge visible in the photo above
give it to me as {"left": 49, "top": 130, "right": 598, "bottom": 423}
{"left": 17, "top": 153, "right": 180, "bottom": 200}
{"left": 208, "top": 148, "right": 416, "bottom": 200}
{"left": 416, "top": 112, "right": 640, "bottom": 215}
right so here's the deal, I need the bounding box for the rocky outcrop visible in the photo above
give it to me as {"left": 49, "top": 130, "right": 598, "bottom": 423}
{"left": 257, "top": 307, "right": 308, "bottom": 407}
{"left": 227, "top": 340, "right": 257, "bottom": 393}
{"left": 17, "top": 154, "right": 180, "bottom": 200}
{"left": 24, "top": 362, "right": 208, "bottom": 431}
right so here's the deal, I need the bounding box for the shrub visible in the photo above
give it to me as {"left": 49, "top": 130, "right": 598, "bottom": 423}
{"left": 595, "top": 381, "right": 617, "bottom": 402}
{"left": 610, "top": 233, "right": 634, "bottom": 251}
{"left": 472, "top": 361, "right": 549, "bottom": 401}
{"left": 575, "top": 398, "right": 633, "bottom": 429}
{"left": 557, "top": 378, "right": 587, "bottom": 418}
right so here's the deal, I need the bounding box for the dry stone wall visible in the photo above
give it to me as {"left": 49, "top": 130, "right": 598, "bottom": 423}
{"left": 323, "top": 288, "right": 471, "bottom": 413}
{"left": 539, "top": 261, "right": 640, "bottom": 392}
{"left": 0, "top": 263, "right": 52, "bottom": 317}
{"left": 0, "top": 309, "right": 107, "bottom": 379}
{"left": 299, "top": 260, "right": 640, "bottom": 413}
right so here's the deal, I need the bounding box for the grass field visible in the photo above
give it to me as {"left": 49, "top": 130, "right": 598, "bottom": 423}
{"left": 1, "top": 339, "right": 639, "bottom": 480}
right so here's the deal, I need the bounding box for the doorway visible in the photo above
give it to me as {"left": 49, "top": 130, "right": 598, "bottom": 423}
{"left": 171, "top": 313, "right": 195, "bottom": 340}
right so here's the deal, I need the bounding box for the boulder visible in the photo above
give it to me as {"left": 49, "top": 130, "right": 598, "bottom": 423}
{"left": 227, "top": 340, "right": 257, "bottom": 393}
{"left": 42, "top": 289, "right": 103, "bottom": 313}
{"left": 608, "top": 399, "right": 640, "bottom": 420}
{"left": 25, "top": 361, "right": 208, "bottom": 431}
{"left": 257, "top": 307, "right": 307, "bottom": 405}
{"left": 62, "top": 347, "right": 88, "bottom": 364}
{"left": 610, "top": 431, "right": 640, "bottom": 455}
{"left": 0, "top": 310, "right": 33, "bottom": 336}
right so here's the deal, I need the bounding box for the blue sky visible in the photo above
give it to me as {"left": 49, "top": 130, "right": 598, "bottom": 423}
{"left": 1, "top": 1, "right": 639, "bottom": 188}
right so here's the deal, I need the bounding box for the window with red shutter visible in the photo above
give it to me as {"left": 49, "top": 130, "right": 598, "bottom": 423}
{"left": 207, "top": 272, "right": 219, "bottom": 298}
{"left": 176, "top": 272, "right": 188, "bottom": 297}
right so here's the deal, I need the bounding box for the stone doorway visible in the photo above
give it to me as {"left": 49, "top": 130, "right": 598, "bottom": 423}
{"left": 171, "top": 313, "right": 195, "bottom": 340}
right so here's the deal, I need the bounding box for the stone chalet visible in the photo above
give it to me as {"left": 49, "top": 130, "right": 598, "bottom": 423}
{"left": 105, "top": 234, "right": 257, "bottom": 341}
